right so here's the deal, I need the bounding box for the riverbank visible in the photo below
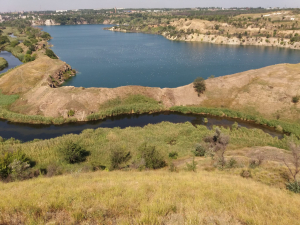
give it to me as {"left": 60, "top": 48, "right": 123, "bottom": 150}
{"left": 0, "top": 57, "right": 8, "bottom": 71}
{"left": 108, "top": 26, "right": 300, "bottom": 50}
{"left": 106, "top": 16, "right": 300, "bottom": 50}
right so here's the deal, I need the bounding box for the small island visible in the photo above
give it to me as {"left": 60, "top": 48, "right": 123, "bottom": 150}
{"left": 0, "top": 57, "right": 8, "bottom": 71}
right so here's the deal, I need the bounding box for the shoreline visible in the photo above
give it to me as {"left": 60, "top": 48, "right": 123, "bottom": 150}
{"left": 107, "top": 26, "right": 300, "bottom": 50}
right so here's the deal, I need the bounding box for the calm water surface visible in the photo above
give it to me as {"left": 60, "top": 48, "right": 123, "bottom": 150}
{"left": 0, "top": 112, "right": 283, "bottom": 142}
{"left": 0, "top": 51, "right": 22, "bottom": 74}
{"left": 40, "top": 24, "right": 300, "bottom": 88}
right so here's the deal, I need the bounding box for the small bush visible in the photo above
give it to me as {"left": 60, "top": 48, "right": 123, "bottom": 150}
{"left": 110, "top": 147, "right": 131, "bottom": 170}
{"left": 292, "top": 96, "right": 300, "bottom": 103}
{"left": 169, "top": 151, "right": 178, "bottom": 159}
{"left": 59, "top": 140, "right": 89, "bottom": 164}
{"left": 193, "top": 77, "right": 206, "bottom": 96}
{"left": 193, "top": 143, "right": 206, "bottom": 157}
{"left": 240, "top": 169, "right": 252, "bottom": 178}
{"left": 138, "top": 143, "right": 166, "bottom": 169}
{"left": 45, "top": 49, "right": 58, "bottom": 59}
{"left": 186, "top": 157, "right": 197, "bottom": 172}
{"left": 68, "top": 110, "right": 75, "bottom": 117}
{"left": 286, "top": 181, "right": 300, "bottom": 193}
{"left": 226, "top": 158, "right": 238, "bottom": 168}
{"left": 26, "top": 50, "right": 32, "bottom": 55}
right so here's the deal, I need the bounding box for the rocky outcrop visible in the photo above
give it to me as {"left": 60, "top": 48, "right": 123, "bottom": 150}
{"left": 47, "top": 64, "right": 75, "bottom": 88}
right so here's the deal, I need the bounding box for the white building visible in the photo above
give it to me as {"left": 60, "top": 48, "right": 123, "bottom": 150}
{"left": 56, "top": 10, "right": 67, "bottom": 13}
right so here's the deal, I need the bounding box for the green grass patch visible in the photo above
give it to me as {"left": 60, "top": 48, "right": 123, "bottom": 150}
{"left": 0, "top": 58, "right": 8, "bottom": 71}
{"left": 0, "top": 91, "right": 19, "bottom": 106}
{"left": 87, "top": 95, "right": 165, "bottom": 121}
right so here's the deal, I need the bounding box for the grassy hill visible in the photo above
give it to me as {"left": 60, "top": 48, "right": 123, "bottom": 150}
{"left": 1, "top": 170, "right": 300, "bottom": 224}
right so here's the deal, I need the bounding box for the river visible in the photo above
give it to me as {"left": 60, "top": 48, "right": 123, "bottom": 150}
{"left": 0, "top": 112, "right": 283, "bottom": 142}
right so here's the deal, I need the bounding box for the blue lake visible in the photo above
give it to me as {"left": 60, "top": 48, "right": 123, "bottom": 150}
{"left": 40, "top": 24, "right": 300, "bottom": 88}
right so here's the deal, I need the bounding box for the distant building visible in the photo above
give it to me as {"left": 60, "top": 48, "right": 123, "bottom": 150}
{"left": 56, "top": 10, "right": 67, "bottom": 13}
{"left": 291, "top": 18, "right": 295, "bottom": 20}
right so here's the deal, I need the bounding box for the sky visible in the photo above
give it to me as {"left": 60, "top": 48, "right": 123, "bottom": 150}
{"left": 1, "top": 0, "right": 299, "bottom": 12}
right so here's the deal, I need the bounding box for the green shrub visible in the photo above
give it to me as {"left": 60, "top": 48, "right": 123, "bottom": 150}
{"left": 286, "top": 181, "right": 300, "bottom": 193}
{"left": 59, "top": 140, "right": 89, "bottom": 164}
{"left": 193, "top": 143, "right": 206, "bottom": 157}
{"left": 28, "top": 45, "right": 35, "bottom": 52}
{"left": 26, "top": 50, "right": 32, "bottom": 55}
{"left": 23, "top": 39, "right": 31, "bottom": 47}
{"left": 110, "top": 147, "right": 131, "bottom": 170}
{"left": 45, "top": 49, "right": 58, "bottom": 59}
{"left": 138, "top": 143, "right": 166, "bottom": 169}
{"left": 193, "top": 77, "right": 206, "bottom": 96}
{"left": 0, "top": 57, "right": 8, "bottom": 71}
{"left": 41, "top": 32, "right": 51, "bottom": 40}
{"left": 67, "top": 110, "right": 75, "bottom": 117}
{"left": 23, "top": 54, "right": 35, "bottom": 63}
{"left": 0, "top": 150, "right": 31, "bottom": 179}
{"left": 168, "top": 151, "right": 178, "bottom": 159}
{"left": 226, "top": 158, "right": 238, "bottom": 168}
{"left": 10, "top": 40, "right": 19, "bottom": 47}
{"left": 292, "top": 96, "right": 300, "bottom": 103}
{"left": 0, "top": 36, "right": 10, "bottom": 45}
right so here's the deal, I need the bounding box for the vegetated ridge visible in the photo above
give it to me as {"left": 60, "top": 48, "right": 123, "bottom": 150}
{"left": 0, "top": 57, "right": 8, "bottom": 71}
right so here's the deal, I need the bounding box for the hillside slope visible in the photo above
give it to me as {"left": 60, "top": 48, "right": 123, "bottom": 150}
{"left": 1, "top": 170, "right": 300, "bottom": 224}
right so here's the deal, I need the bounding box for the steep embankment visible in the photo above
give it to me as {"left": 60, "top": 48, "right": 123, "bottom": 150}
{"left": 1, "top": 57, "right": 300, "bottom": 122}
{"left": 166, "top": 19, "right": 300, "bottom": 50}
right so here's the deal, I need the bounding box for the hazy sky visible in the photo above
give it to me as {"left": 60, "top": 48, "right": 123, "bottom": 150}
{"left": 1, "top": 0, "right": 299, "bottom": 12}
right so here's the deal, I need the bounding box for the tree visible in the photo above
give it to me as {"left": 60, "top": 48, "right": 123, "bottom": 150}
{"left": 204, "top": 128, "right": 230, "bottom": 169}
{"left": 281, "top": 142, "right": 300, "bottom": 181}
{"left": 193, "top": 77, "right": 206, "bottom": 96}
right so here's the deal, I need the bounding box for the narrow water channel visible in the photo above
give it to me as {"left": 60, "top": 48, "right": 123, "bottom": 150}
{"left": 0, "top": 112, "right": 284, "bottom": 142}
{"left": 0, "top": 51, "right": 22, "bottom": 74}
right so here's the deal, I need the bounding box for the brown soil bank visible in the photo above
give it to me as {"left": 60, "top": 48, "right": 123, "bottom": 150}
{"left": 1, "top": 56, "right": 300, "bottom": 122}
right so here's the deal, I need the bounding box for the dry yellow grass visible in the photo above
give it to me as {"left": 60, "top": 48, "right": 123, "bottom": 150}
{"left": 0, "top": 170, "right": 299, "bottom": 224}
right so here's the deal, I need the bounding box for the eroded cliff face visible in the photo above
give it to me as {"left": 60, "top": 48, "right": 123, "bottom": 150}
{"left": 47, "top": 64, "right": 75, "bottom": 88}
{"left": 164, "top": 33, "right": 300, "bottom": 50}
{"left": 164, "top": 18, "right": 300, "bottom": 50}
{"left": 32, "top": 19, "right": 60, "bottom": 26}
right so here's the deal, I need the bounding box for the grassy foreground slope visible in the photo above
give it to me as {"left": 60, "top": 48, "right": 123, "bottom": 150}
{"left": 1, "top": 170, "right": 300, "bottom": 224}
